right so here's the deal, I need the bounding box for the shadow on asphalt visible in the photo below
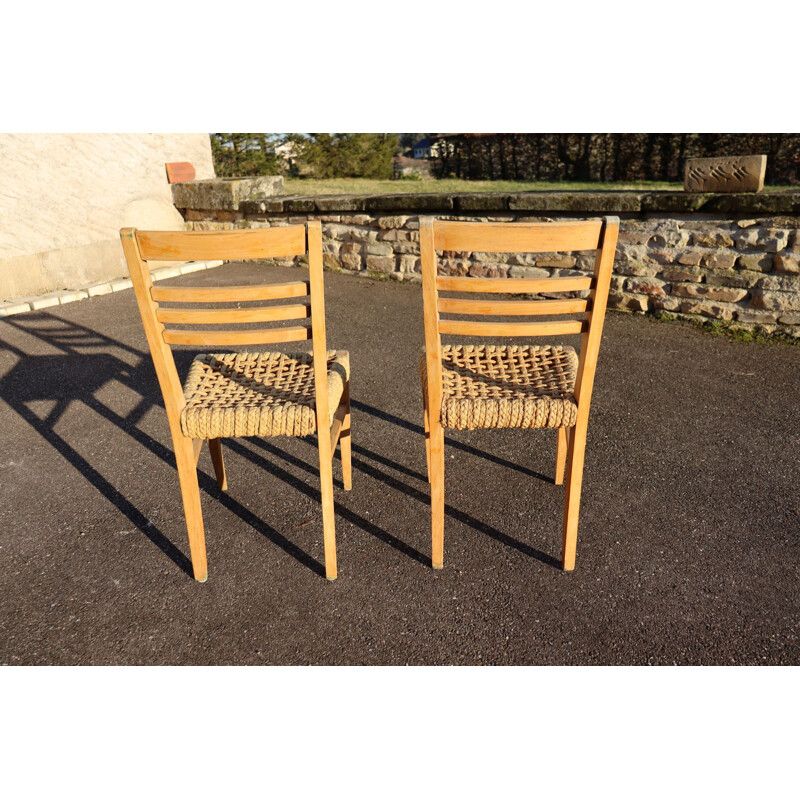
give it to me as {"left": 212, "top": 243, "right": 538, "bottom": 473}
{"left": 2, "top": 311, "right": 559, "bottom": 578}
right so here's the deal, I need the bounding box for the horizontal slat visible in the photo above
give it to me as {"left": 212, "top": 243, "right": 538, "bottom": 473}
{"left": 151, "top": 282, "right": 309, "bottom": 303}
{"left": 437, "top": 297, "right": 588, "bottom": 316}
{"left": 156, "top": 304, "right": 310, "bottom": 325}
{"left": 434, "top": 220, "right": 603, "bottom": 253}
{"left": 162, "top": 326, "right": 312, "bottom": 346}
{"left": 438, "top": 319, "right": 587, "bottom": 337}
{"left": 436, "top": 276, "right": 592, "bottom": 294}
{"left": 136, "top": 227, "right": 306, "bottom": 261}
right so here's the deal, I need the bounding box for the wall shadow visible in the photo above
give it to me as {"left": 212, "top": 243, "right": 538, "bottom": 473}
{"left": 0, "top": 313, "right": 325, "bottom": 578}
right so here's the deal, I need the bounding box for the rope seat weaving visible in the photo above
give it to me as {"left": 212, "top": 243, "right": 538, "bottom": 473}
{"left": 180, "top": 350, "right": 349, "bottom": 439}
{"left": 420, "top": 344, "right": 578, "bottom": 430}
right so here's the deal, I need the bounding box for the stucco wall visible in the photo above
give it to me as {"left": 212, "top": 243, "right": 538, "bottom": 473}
{"left": 0, "top": 133, "right": 214, "bottom": 299}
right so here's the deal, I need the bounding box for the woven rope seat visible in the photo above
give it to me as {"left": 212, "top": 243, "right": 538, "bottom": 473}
{"left": 421, "top": 344, "right": 578, "bottom": 431}
{"left": 180, "top": 350, "right": 349, "bottom": 439}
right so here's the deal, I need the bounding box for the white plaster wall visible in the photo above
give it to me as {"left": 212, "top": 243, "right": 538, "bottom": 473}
{"left": 0, "top": 133, "right": 214, "bottom": 298}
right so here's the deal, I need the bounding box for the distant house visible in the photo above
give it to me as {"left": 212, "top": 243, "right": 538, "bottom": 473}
{"left": 413, "top": 137, "right": 433, "bottom": 159}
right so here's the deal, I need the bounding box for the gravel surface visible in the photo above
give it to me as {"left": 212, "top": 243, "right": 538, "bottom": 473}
{"left": 1, "top": 261, "right": 798, "bottom": 664}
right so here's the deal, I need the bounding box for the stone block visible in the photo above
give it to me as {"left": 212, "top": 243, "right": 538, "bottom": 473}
{"left": 734, "top": 228, "right": 789, "bottom": 253}
{"left": 735, "top": 308, "right": 781, "bottom": 324}
{"left": 109, "top": 278, "right": 134, "bottom": 292}
{"left": 704, "top": 271, "right": 763, "bottom": 289}
{"left": 736, "top": 253, "right": 774, "bottom": 272}
{"left": 660, "top": 267, "right": 703, "bottom": 282}
{"left": 625, "top": 277, "right": 667, "bottom": 296}
{"left": 773, "top": 254, "right": 800, "bottom": 274}
{"left": 691, "top": 230, "right": 735, "bottom": 248}
{"left": 29, "top": 292, "right": 63, "bottom": 310}
{"left": 536, "top": 256, "right": 576, "bottom": 268}
{"left": 508, "top": 266, "right": 551, "bottom": 280}
{"left": 341, "top": 252, "right": 363, "bottom": 271}
{"left": 779, "top": 312, "right": 800, "bottom": 324}
{"left": 749, "top": 290, "right": 800, "bottom": 311}
{"left": 469, "top": 263, "right": 508, "bottom": 278}
{"left": 651, "top": 295, "right": 682, "bottom": 312}
{"left": 57, "top": 290, "right": 89, "bottom": 304}
{"left": 398, "top": 255, "right": 420, "bottom": 273}
{"left": 172, "top": 176, "right": 284, "bottom": 211}
{"left": 677, "top": 250, "right": 704, "bottom": 266}
{"left": 684, "top": 155, "right": 766, "bottom": 192}
{"left": 755, "top": 274, "right": 800, "bottom": 292}
{"left": 671, "top": 284, "right": 748, "bottom": 303}
{"left": 702, "top": 251, "right": 738, "bottom": 269}
{"left": 150, "top": 266, "right": 183, "bottom": 281}
{"left": 377, "top": 215, "right": 410, "bottom": 229}
{"left": 473, "top": 252, "right": 509, "bottom": 264}
{"left": 365, "top": 243, "right": 393, "bottom": 257}
{"left": 87, "top": 281, "right": 114, "bottom": 297}
{"left": 365, "top": 255, "right": 395, "bottom": 273}
{"left": 679, "top": 299, "right": 735, "bottom": 320}
{"left": 0, "top": 299, "right": 32, "bottom": 315}
{"left": 608, "top": 292, "right": 649, "bottom": 312}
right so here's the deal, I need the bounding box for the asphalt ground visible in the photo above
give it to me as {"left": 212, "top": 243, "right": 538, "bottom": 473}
{"left": 1, "top": 261, "right": 798, "bottom": 664}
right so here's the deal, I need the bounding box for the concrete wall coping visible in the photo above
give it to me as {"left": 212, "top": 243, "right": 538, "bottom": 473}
{"left": 172, "top": 187, "right": 800, "bottom": 216}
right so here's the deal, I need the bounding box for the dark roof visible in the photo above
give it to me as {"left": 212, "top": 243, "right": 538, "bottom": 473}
{"left": 413, "top": 137, "right": 432, "bottom": 149}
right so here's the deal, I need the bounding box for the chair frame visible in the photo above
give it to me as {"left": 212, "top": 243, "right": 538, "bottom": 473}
{"left": 419, "top": 215, "right": 619, "bottom": 571}
{"left": 120, "top": 222, "right": 350, "bottom": 582}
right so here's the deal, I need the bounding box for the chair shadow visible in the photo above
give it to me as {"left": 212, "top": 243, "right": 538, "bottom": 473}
{"left": 0, "top": 313, "right": 325, "bottom": 578}
{"left": 350, "top": 398, "right": 555, "bottom": 484}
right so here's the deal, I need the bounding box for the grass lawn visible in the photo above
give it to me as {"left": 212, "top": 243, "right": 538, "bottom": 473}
{"left": 282, "top": 178, "right": 683, "bottom": 195}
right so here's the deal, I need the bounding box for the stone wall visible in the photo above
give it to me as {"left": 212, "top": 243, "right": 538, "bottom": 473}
{"left": 0, "top": 134, "right": 215, "bottom": 300}
{"left": 175, "top": 189, "right": 800, "bottom": 338}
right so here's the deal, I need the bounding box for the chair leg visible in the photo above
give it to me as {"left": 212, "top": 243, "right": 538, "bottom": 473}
{"left": 429, "top": 420, "right": 445, "bottom": 569}
{"left": 562, "top": 419, "right": 589, "bottom": 571}
{"left": 555, "top": 427, "right": 568, "bottom": 485}
{"left": 317, "top": 432, "right": 338, "bottom": 581}
{"left": 422, "top": 387, "right": 431, "bottom": 482}
{"left": 174, "top": 436, "right": 208, "bottom": 582}
{"left": 340, "top": 380, "right": 352, "bottom": 491}
{"left": 208, "top": 438, "right": 227, "bottom": 492}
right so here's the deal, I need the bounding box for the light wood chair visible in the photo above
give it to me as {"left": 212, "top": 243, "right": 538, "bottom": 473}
{"left": 419, "top": 216, "right": 619, "bottom": 571}
{"left": 120, "top": 222, "right": 351, "bottom": 582}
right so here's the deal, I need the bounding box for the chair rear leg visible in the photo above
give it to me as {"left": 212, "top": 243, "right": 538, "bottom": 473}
{"left": 340, "top": 380, "right": 352, "bottom": 491}
{"left": 562, "top": 419, "right": 589, "bottom": 571}
{"left": 208, "top": 438, "right": 227, "bottom": 492}
{"left": 422, "top": 386, "right": 431, "bottom": 481}
{"left": 317, "top": 434, "right": 338, "bottom": 581}
{"left": 174, "top": 436, "right": 208, "bottom": 582}
{"left": 429, "top": 421, "right": 445, "bottom": 569}
{"left": 555, "top": 427, "right": 568, "bottom": 485}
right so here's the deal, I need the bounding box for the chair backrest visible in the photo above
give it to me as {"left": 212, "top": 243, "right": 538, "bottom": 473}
{"left": 420, "top": 215, "right": 619, "bottom": 414}
{"left": 119, "top": 223, "right": 332, "bottom": 437}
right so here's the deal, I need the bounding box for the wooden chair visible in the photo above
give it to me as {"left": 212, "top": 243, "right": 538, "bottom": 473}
{"left": 119, "top": 222, "right": 351, "bottom": 582}
{"left": 419, "top": 215, "right": 619, "bottom": 571}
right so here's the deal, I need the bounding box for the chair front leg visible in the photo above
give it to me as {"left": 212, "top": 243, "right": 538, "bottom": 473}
{"left": 174, "top": 435, "right": 208, "bottom": 582}
{"left": 562, "top": 417, "right": 589, "bottom": 571}
{"left": 340, "top": 380, "right": 352, "bottom": 491}
{"left": 429, "top": 419, "right": 445, "bottom": 569}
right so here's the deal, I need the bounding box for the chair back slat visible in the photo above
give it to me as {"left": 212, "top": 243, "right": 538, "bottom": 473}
{"left": 156, "top": 304, "right": 310, "bottom": 325}
{"left": 437, "top": 297, "right": 588, "bottom": 316}
{"left": 150, "top": 281, "right": 309, "bottom": 303}
{"left": 438, "top": 319, "right": 587, "bottom": 337}
{"left": 434, "top": 219, "right": 603, "bottom": 253}
{"left": 436, "top": 276, "right": 591, "bottom": 294}
{"left": 136, "top": 226, "right": 307, "bottom": 261}
{"left": 162, "top": 326, "right": 312, "bottom": 347}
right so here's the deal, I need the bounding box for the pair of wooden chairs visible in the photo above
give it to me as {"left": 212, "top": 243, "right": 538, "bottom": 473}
{"left": 120, "top": 215, "right": 618, "bottom": 582}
